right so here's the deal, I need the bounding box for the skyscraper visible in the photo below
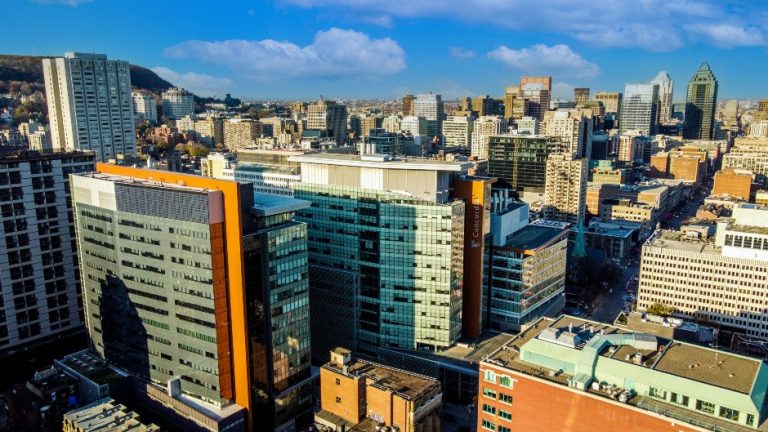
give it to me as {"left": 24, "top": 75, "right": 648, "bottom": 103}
{"left": 413, "top": 93, "right": 445, "bottom": 138}
{"left": 487, "top": 135, "right": 563, "bottom": 198}
{"left": 442, "top": 115, "right": 474, "bottom": 147}
{"left": 306, "top": 98, "right": 348, "bottom": 145}
{"left": 683, "top": 62, "right": 718, "bottom": 140}
{"left": 503, "top": 85, "right": 527, "bottom": 122}
{"left": 542, "top": 110, "right": 593, "bottom": 160}
{"left": 471, "top": 116, "right": 508, "bottom": 159}
{"left": 574, "top": 88, "right": 590, "bottom": 104}
{"left": 620, "top": 83, "right": 659, "bottom": 136}
{"left": 543, "top": 153, "right": 587, "bottom": 224}
{"left": 72, "top": 164, "right": 313, "bottom": 431}
{"left": 651, "top": 71, "right": 673, "bottom": 124}
{"left": 519, "top": 76, "right": 552, "bottom": 122}
{"left": 43, "top": 52, "right": 136, "bottom": 162}
{"left": 594, "top": 92, "right": 623, "bottom": 127}
{"left": 161, "top": 87, "right": 195, "bottom": 120}
{"left": 0, "top": 151, "right": 94, "bottom": 356}
{"left": 132, "top": 91, "right": 158, "bottom": 123}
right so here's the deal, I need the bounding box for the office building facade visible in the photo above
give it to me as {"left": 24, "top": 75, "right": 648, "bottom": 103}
{"left": 0, "top": 151, "right": 94, "bottom": 356}
{"left": 487, "top": 135, "right": 563, "bottom": 195}
{"left": 651, "top": 71, "right": 673, "bottom": 124}
{"left": 413, "top": 94, "right": 445, "bottom": 138}
{"left": 306, "top": 98, "right": 348, "bottom": 145}
{"left": 72, "top": 164, "right": 313, "bottom": 431}
{"left": 620, "top": 83, "right": 659, "bottom": 136}
{"left": 543, "top": 153, "right": 587, "bottom": 224}
{"left": 442, "top": 115, "right": 474, "bottom": 147}
{"left": 161, "top": 87, "right": 195, "bottom": 120}
{"left": 43, "top": 52, "right": 136, "bottom": 161}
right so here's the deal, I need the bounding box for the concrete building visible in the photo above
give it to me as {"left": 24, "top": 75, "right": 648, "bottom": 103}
{"left": 71, "top": 164, "right": 314, "bottom": 431}
{"left": 43, "top": 52, "right": 136, "bottom": 161}
{"left": 542, "top": 110, "right": 592, "bottom": 159}
{"left": 382, "top": 114, "right": 402, "bottom": 133}
{"left": 201, "top": 152, "right": 237, "bottom": 178}
{"left": 723, "top": 138, "right": 768, "bottom": 186}
{"left": 599, "top": 198, "right": 658, "bottom": 228}
{"left": 638, "top": 204, "right": 768, "bottom": 340}
{"left": 0, "top": 151, "right": 94, "bottom": 356}
{"left": 503, "top": 85, "right": 528, "bottom": 122}
{"left": 519, "top": 76, "right": 552, "bottom": 121}
{"left": 192, "top": 117, "right": 224, "bottom": 147}
{"left": 713, "top": 168, "right": 753, "bottom": 201}
{"left": 359, "top": 115, "right": 383, "bottom": 137}
{"left": 442, "top": 115, "right": 474, "bottom": 147}
{"left": 649, "top": 146, "right": 708, "bottom": 186}
{"left": 400, "top": 115, "right": 430, "bottom": 137}
{"left": 288, "top": 153, "right": 481, "bottom": 359}
{"left": 543, "top": 153, "right": 587, "bottom": 224}
{"left": 477, "top": 315, "right": 768, "bottom": 432}
{"left": 161, "top": 87, "right": 194, "bottom": 120}
{"left": 594, "top": 92, "right": 622, "bottom": 118}
{"left": 62, "top": 398, "right": 160, "bottom": 432}
{"left": 316, "top": 348, "right": 442, "bottom": 432}
{"left": 472, "top": 95, "right": 495, "bottom": 116}
{"left": 132, "top": 91, "right": 157, "bottom": 123}
{"left": 590, "top": 163, "right": 627, "bottom": 185}
{"left": 402, "top": 94, "right": 415, "bottom": 116}
{"left": 413, "top": 93, "right": 445, "bottom": 138}
{"left": 573, "top": 219, "right": 641, "bottom": 261}
{"left": 574, "top": 88, "right": 590, "bottom": 104}
{"left": 651, "top": 71, "right": 674, "bottom": 124}
{"left": 306, "top": 99, "right": 346, "bottom": 144}
{"left": 487, "top": 135, "right": 564, "bottom": 200}
{"left": 223, "top": 119, "right": 261, "bottom": 150}
{"left": 620, "top": 83, "right": 659, "bottom": 136}
{"left": 470, "top": 116, "right": 508, "bottom": 160}
{"left": 515, "top": 116, "right": 540, "bottom": 135}
{"left": 756, "top": 190, "right": 768, "bottom": 205}
{"left": 487, "top": 219, "right": 569, "bottom": 332}
{"left": 2, "top": 365, "right": 80, "bottom": 432}
{"left": 684, "top": 63, "right": 718, "bottom": 140}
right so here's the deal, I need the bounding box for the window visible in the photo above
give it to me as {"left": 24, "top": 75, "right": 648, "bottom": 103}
{"left": 649, "top": 387, "right": 667, "bottom": 400}
{"left": 747, "top": 414, "right": 755, "bottom": 426}
{"left": 499, "top": 393, "right": 513, "bottom": 404}
{"left": 482, "top": 404, "right": 495, "bottom": 415}
{"left": 696, "top": 400, "right": 715, "bottom": 415}
{"left": 484, "top": 370, "right": 497, "bottom": 383}
{"left": 335, "top": 378, "right": 341, "bottom": 385}
{"left": 499, "top": 409, "right": 512, "bottom": 421}
{"left": 499, "top": 426, "right": 511, "bottom": 432}
{"left": 719, "top": 406, "right": 739, "bottom": 421}
{"left": 335, "top": 396, "right": 341, "bottom": 403}
{"left": 483, "top": 388, "right": 497, "bottom": 399}
{"left": 481, "top": 419, "right": 495, "bottom": 431}
{"left": 671, "top": 392, "right": 689, "bottom": 406}
{"left": 499, "top": 375, "right": 515, "bottom": 388}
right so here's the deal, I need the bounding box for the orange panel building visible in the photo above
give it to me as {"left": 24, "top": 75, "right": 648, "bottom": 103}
{"left": 713, "top": 169, "right": 753, "bottom": 200}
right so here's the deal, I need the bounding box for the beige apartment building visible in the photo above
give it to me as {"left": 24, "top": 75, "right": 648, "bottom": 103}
{"left": 543, "top": 153, "right": 587, "bottom": 223}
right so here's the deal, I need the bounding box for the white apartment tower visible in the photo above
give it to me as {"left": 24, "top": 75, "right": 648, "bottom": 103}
{"left": 471, "top": 116, "right": 507, "bottom": 159}
{"left": 543, "top": 110, "right": 592, "bottom": 160}
{"left": 442, "top": 116, "right": 474, "bottom": 147}
{"left": 43, "top": 52, "right": 136, "bottom": 162}
{"left": 131, "top": 91, "right": 157, "bottom": 123}
{"left": 543, "top": 153, "right": 587, "bottom": 224}
{"left": 161, "top": 87, "right": 194, "bottom": 119}
{"left": 651, "top": 71, "right": 674, "bottom": 124}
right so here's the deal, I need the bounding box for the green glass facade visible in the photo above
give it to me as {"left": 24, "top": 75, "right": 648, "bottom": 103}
{"left": 487, "top": 135, "right": 563, "bottom": 193}
{"left": 294, "top": 182, "right": 465, "bottom": 358}
{"left": 684, "top": 63, "right": 718, "bottom": 140}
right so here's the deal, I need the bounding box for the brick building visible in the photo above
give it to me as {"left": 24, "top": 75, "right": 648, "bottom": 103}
{"left": 713, "top": 168, "right": 753, "bottom": 201}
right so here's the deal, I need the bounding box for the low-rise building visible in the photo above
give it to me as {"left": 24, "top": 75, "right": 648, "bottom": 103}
{"left": 571, "top": 219, "right": 641, "bottom": 261}
{"left": 63, "top": 398, "right": 160, "bottom": 432}
{"left": 599, "top": 198, "right": 658, "bottom": 228}
{"left": 316, "top": 348, "right": 442, "bottom": 432}
{"left": 477, "top": 315, "right": 768, "bottom": 432}
{"left": 713, "top": 168, "right": 754, "bottom": 201}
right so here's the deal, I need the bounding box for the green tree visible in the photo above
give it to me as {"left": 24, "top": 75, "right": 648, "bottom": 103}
{"left": 186, "top": 143, "right": 210, "bottom": 158}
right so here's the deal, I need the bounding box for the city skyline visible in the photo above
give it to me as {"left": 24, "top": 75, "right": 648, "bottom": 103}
{"left": 5, "top": 0, "right": 768, "bottom": 100}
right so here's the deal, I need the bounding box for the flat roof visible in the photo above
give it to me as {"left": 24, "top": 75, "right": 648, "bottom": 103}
{"left": 646, "top": 230, "right": 721, "bottom": 254}
{"left": 289, "top": 152, "right": 472, "bottom": 171}
{"left": 503, "top": 224, "right": 566, "bottom": 251}
{"left": 655, "top": 342, "right": 758, "bottom": 394}
{"left": 323, "top": 358, "right": 439, "bottom": 401}
{"left": 251, "top": 192, "right": 310, "bottom": 216}
{"left": 58, "top": 350, "right": 127, "bottom": 386}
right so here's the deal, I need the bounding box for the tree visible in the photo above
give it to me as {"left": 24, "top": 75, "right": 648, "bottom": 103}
{"left": 647, "top": 303, "right": 675, "bottom": 317}
{"left": 186, "top": 143, "right": 210, "bottom": 158}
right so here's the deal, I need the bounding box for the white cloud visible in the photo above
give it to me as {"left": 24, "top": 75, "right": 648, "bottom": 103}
{"left": 685, "top": 24, "right": 765, "bottom": 48}
{"left": 279, "top": 0, "right": 767, "bottom": 51}
{"left": 163, "top": 28, "right": 406, "bottom": 80}
{"left": 31, "top": 0, "right": 92, "bottom": 5}
{"left": 151, "top": 67, "right": 233, "bottom": 97}
{"left": 449, "top": 47, "right": 476, "bottom": 59}
{"left": 551, "top": 82, "right": 574, "bottom": 99}
{"left": 488, "top": 44, "right": 600, "bottom": 78}
{"left": 361, "top": 14, "right": 393, "bottom": 27}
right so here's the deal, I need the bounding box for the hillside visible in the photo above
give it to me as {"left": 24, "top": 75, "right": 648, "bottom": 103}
{"left": 0, "top": 54, "right": 176, "bottom": 94}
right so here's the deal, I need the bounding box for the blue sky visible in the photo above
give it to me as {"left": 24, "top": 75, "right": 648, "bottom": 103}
{"left": 7, "top": 0, "right": 768, "bottom": 100}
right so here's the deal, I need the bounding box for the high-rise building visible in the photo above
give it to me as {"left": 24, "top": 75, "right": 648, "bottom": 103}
{"left": 194, "top": 116, "right": 224, "bottom": 147}
{"left": 639, "top": 204, "right": 768, "bottom": 340}
{"left": 542, "top": 110, "right": 592, "bottom": 159}
{"left": 620, "top": 83, "right": 659, "bottom": 136}
{"left": 471, "top": 116, "right": 508, "bottom": 159}
{"left": 472, "top": 95, "right": 494, "bottom": 116}
{"left": 683, "top": 63, "right": 718, "bottom": 140}
{"left": 442, "top": 115, "right": 474, "bottom": 147}
{"left": 519, "top": 77, "right": 551, "bottom": 122}
{"left": 161, "top": 87, "right": 195, "bottom": 120}
{"left": 317, "top": 348, "right": 442, "bottom": 432}
{"left": 400, "top": 116, "right": 429, "bottom": 137}
{"left": 132, "top": 91, "right": 158, "bottom": 123}
{"left": 43, "top": 52, "right": 136, "bottom": 161}
{"left": 487, "top": 135, "right": 563, "bottom": 197}
{"left": 594, "top": 92, "right": 622, "bottom": 116}
{"left": 515, "top": 116, "right": 540, "bottom": 135}
{"left": 359, "top": 115, "right": 383, "bottom": 137}
{"left": 503, "top": 85, "right": 527, "bottom": 122}
{"left": 723, "top": 137, "right": 768, "bottom": 186}
{"left": 382, "top": 115, "right": 402, "bottom": 133}
{"left": 402, "top": 94, "right": 415, "bottom": 116}
{"left": 478, "top": 315, "right": 768, "bottom": 432}
{"left": 413, "top": 94, "right": 445, "bottom": 138}
{"left": 0, "top": 151, "right": 95, "bottom": 357}
{"left": 650, "top": 71, "right": 673, "bottom": 124}
{"left": 223, "top": 119, "right": 261, "bottom": 150}
{"left": 574, "top": 88, "right": 590, "bottom": 104}
{"left": 289, "top": 153, "right": 474, "bottom": 360}
{"left": 71, "top": 164, "right": 314, "bottom": 431}
{"left": 306, "top": 98, "right": 348, "bottom": 145}
{"left": 543, "top": 153, "right": 587, "bottom": 224}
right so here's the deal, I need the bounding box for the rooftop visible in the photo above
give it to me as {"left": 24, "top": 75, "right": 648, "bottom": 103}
{"left": 654, "top": 342, "right": 758, "bottom": 394}
{"left": 288, "top": 152, "right": 472, "bottom": 171}
{"left": 57, "top": 350, "right": 127, "bottom": 386}
{"left": 502, "top": 224, "right": 567, "bottom": 253}
{"left": 251, "top": 192, "right": 310, "bottom": 217}
{"left": 323, "top": 358, "right": 439, "bottom": 401}
{"left": 63, "top": 398, "right": 160, "bottom": 432}
{"left": 646, "top": 230, "right": 721, "bottom": 254}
